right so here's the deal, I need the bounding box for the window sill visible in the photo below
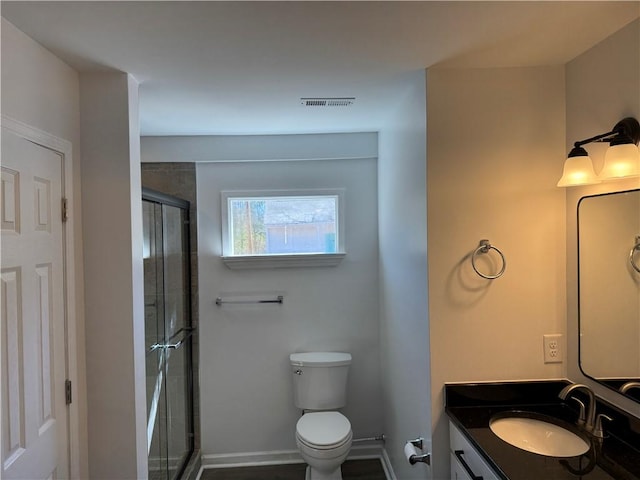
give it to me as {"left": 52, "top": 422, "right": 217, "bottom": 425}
{"left": 221, "top": 253, "right": 346, "bottom": 270}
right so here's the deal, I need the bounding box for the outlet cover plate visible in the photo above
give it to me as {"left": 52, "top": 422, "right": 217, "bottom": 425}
{"left": 543, "top": 334, "right": 562, "bottom": 363}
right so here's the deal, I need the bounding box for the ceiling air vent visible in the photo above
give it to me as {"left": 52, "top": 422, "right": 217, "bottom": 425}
{"left": 301, "top": 97, "right": 355, "bottom": 107}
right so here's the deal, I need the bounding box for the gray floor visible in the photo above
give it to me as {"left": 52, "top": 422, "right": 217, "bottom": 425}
{"left": 199, "top": 459, "right": 387, "bottom": 480}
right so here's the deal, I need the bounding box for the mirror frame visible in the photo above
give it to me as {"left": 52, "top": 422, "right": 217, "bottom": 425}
{"left": 577, "top": 188, "right": 640, "bottom": 404}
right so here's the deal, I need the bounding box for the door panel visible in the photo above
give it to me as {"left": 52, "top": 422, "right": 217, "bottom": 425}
{"left": 161, "top": 204, "right": 190, "bottom": 479}
{"left": 143, "top": 191, "right": 193, "bottom": 480}
{"left": 1, "top": 128, "right": 68, "bottom": 479}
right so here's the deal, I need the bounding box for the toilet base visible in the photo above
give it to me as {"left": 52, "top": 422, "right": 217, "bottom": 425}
{"left": 305, "top": 465, "right": 343, "bottom": 480}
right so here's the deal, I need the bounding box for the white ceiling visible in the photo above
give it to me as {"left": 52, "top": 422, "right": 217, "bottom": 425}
{"left": 2, "top": 1, "right": 638, "bottom": 136}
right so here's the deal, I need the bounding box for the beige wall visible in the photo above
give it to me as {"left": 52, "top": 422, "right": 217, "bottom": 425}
{"left": 1, "top": 18, "right": 88, "bottom": 479}
{"left": 426, "top": 65, "right": 567, "bottom": 478}
{"left": 565, "top": 19, "right": 640, "bottom": 414}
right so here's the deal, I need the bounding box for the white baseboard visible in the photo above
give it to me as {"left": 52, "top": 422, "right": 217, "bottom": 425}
{"left": 197, "top": 445, "right": 396, "bottom": 479}
{"left": 201, "top": 449, "right": 303, "bottom": 469}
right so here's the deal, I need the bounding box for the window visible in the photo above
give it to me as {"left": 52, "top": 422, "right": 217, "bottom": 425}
{"left": 221, "top": 190, "right": 345, "bottom": 268}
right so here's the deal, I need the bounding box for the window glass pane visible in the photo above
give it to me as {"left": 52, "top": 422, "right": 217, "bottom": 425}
{"left": 229, "top": 196, "right": 337, "bottom": 255}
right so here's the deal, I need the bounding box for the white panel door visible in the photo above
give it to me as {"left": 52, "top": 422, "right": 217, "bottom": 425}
{"left": 1, "top": 128, "right": 69, "bottom": 479}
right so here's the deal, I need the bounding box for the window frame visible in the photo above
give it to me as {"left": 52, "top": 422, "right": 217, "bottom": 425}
{"left": 220, "top": 189, "right": 346, "bottom": 269}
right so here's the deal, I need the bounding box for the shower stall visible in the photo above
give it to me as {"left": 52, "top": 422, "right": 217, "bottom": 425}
{"left": 143, "top": 188, "right": 195, "bottom": 480}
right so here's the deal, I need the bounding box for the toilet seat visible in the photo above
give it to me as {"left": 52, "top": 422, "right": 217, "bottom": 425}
{"left": 296, "top": 412, "right": 352, "bottom": 450}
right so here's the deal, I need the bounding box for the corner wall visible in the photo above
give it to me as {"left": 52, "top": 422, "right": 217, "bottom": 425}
{"left": 426, "top": 65, "right": 567, "bottom": 479}
{"left": 80, "top": 72, "right": 148, "bottom": 479}
{"left": 377, "top": 70, "right": 431, "bottom": 480}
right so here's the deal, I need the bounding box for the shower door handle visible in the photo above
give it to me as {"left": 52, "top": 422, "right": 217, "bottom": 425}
{"left": 166, "top": 338, "right": 185, "bottom": 349}
{"left": 148, "top": 327, "right": 196, "bottom": 351}
{"left": 165, "top": 327, "right": 196, "bottom": 350}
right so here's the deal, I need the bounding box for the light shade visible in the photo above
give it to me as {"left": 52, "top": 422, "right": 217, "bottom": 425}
{"left": 557, "top": 152, "right": 601, "bottom": 187}
{"left": 598, "top": 143, "right": 640, "bottom": 180}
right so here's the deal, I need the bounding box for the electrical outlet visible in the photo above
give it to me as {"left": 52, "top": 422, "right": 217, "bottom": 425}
{"left": 543, "top": 334, "right": 562, "bottom": 363}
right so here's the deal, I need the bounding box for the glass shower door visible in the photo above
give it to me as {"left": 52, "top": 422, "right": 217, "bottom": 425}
{"left": 143, "top": 189, "right": 194, "bottom": 480}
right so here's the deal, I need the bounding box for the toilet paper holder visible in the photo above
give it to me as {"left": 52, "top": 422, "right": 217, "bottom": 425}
{"left": 409, "top": 438, "right": 423, "bottom": 449}
{"left": 406, "top": 437, "right": 431, "bottom": 465}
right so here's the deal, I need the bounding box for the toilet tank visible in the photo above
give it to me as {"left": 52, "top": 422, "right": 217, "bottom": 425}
{"left": 290, "top": 352, "right": 351, "bottom": 410}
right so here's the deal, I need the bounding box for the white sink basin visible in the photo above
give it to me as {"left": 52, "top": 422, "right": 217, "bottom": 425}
{"left": 490, "top": 412, "right": 590, "bottom": 457}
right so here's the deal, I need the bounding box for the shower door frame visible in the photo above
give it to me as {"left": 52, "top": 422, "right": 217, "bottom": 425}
{"left": 143, "top": 187, "right": 195, "bottom": 480}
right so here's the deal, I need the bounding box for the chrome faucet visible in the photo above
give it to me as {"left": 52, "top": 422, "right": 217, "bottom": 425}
{"left": 567, "top": 397, "right": 586, "bottom": 427}
{"left": 619, "top": 381, "right": 640, "bottom": 394}
{"left": 559, "top": 383, "right": 613, "bottom": 438}
{"left": 558, "top": 383, "right": 597, "bottom": 433}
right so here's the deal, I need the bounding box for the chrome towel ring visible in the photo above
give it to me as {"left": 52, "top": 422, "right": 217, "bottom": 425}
{"left": 630, "top": 236, "right": 640, "bottom": 274}
{"left": 471, "top": 239, "right": 506, "bottom": 280}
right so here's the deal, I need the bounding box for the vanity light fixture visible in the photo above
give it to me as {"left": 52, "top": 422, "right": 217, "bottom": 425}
{"left": 557, "top": 117, "right": 640, "bottom": 187}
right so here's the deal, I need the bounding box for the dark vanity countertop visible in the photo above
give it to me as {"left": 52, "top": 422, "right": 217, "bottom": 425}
{"left": 445, "top": 381, "right": 640, "bottom": 480}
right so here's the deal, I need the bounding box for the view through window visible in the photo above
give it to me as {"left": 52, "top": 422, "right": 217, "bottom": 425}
{"left": 228, "top": 195, "right": 339, "bottom": 256}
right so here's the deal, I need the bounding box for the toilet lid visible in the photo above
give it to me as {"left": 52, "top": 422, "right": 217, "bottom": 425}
{"left": 296, "top": 412, "right": 351, "bottom": 448}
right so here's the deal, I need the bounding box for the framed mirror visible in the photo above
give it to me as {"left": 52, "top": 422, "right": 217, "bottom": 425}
{"left": 578, "top": 188, "right": 640, "bottom": 403}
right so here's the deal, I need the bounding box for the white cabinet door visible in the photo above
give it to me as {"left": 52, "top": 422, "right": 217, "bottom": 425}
{"left": 451, "top": 452, "right": 474, "bottom": 480}
{"left": 450, "top": 421, "right": 500, "bottom": 480}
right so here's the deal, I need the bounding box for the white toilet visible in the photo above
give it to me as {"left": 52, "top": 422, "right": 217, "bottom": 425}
{"left": 290, "top": 352, "right": 353, "bottom": 480}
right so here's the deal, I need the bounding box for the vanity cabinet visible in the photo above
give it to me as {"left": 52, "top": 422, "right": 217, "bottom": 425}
{"left": 450, "top": 421, "right": 500, "bottom": 480}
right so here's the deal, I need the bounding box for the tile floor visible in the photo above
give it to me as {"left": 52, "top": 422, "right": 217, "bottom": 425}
{"left": 199, "top": 459, "right": 387, "bottom": 480}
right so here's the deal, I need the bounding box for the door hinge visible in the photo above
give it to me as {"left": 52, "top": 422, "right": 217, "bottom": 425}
{"left": 65, "top": 379, "right": 72, "bottom": 405}
{"left": 62, "top": 197, "right": 69, "bottom": 223}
